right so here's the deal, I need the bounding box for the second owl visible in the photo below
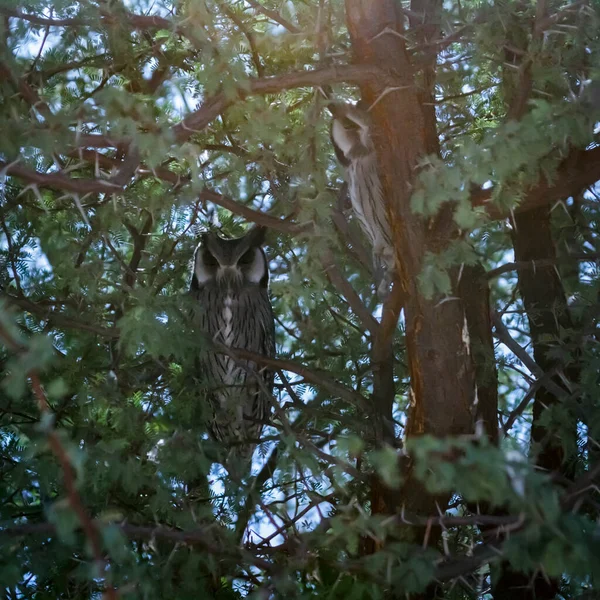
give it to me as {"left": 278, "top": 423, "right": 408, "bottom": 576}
{"left": 330, "top": 102, "right": 395, "bottom": 298}
{"left": 190, "top": 225, "right": 275, "bottom": 476}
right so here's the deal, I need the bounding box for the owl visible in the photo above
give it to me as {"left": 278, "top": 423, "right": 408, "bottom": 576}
{"left": 190, "top": 225, "right": 275, "bottom": 477}
{"left": 329, "top": 102, "right": 395, "bottom": 298}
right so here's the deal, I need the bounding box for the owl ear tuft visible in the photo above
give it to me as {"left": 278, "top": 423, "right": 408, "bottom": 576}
{"left": 246, "top": 225, "right": 267, "bottom": 247}
{"left": 191, "top": 240, "right": 216, "bottom": 288}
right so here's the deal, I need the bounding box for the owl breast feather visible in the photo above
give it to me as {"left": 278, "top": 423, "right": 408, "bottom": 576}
{"left": 347, "top": 153, "right": 394, "bottom": 264}
{"left": 196, "top": 284, "right": 273, "bottom": 416}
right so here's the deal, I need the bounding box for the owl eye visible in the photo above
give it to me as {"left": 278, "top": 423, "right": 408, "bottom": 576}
{"left": 203, "top": 250, "right": 219, "bottom": 267}
{"left": 238, "top": 249, "right": 255, "bottom": 265}
{"left": 341, "top": 116, "right": 358, "bottom": 130}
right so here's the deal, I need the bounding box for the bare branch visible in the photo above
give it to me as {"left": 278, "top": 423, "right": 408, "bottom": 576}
{"left": 199, "top": 190, "right": 313, "bottom": 235}
{"left": 1, "top": 159, "right": 122, "bottom": 194}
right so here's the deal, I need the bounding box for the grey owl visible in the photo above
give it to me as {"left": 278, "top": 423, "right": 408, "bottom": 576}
{"left": 330, "top": 102, "right": 395, "bottom": 297}
{"left": 190, "top": 225, "right": 275, "bottom": 476}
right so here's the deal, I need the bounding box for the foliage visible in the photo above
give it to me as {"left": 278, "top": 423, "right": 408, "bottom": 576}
{"left": 1, "top": 0, "right": 600, "bottom": 598}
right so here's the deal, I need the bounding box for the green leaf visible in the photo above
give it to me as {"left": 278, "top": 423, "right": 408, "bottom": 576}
{"left": 371, "top": 446, "right": 402, "bottom": 489}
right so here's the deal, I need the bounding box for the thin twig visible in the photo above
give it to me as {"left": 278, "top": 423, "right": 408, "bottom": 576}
{"left": 491, "top": 311, "right": 570, "bottom": 401}
{"left": 222, "top": 345, "right": 368, "bottom": 411}
{"left": 321, "top": 248, "right": 379, "bottom": 336}
{"left": 486, "top": 252, "right": 600, "bottom": 279}
{"left": 245, "top": 0, "right": 300, "bottom": 34}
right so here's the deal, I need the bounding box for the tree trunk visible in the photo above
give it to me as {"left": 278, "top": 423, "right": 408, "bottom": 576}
{"left": 513, "top": 208, "right": 576, "bottom": 474}
{"left": 493, "top": 207, "right": 577, "bottom": 600}
{"left": 344, "top": 0, "right": 476, "bottom": 522}
{"left": 459, "top": 264, "right": 499, "bottom": 445}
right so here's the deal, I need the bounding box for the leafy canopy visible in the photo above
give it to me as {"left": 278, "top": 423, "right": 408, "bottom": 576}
{"left": 1, "top": 0, "right": 600, "bottom": 598}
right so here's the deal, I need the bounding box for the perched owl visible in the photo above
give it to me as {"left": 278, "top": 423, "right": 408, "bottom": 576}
{"left": 329, "top": 102, "right": 395, "bottom": 298}
{"left": 190, "top": 226, "right": 275, "bottom": 477}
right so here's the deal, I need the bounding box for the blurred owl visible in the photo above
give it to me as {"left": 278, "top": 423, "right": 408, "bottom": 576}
{"left": 190, "top": 225, "right": 275, "bottom": 477}
{"left": 330, "top": 102, "right": 395, "bottom": 298}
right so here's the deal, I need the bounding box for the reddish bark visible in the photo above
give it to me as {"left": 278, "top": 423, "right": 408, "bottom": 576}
{"left": 344, "top": 0, "right": 476, "bottom": 522}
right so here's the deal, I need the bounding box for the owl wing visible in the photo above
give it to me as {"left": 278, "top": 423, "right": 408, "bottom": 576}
{"left": 241, "top": 288, "right": 275, "bottom": 430}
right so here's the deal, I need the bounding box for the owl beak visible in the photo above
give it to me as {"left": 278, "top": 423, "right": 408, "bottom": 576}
{"left": 217, "top": 265, "right": 242, "bottom": 283}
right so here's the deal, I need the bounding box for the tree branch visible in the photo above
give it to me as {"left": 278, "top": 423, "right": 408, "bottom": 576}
{"left": 222, "top": 346, "right": 369, "bottom": 411}
{"left": 199, "top": 190, "right": 313, "bottom": 235}
{"left": 172, "top": 64, "right": 388, "bottom": 144}
{"left": 245, "top": 0, "right": 301, "bottom": 34}
{"left": 0, "top": 159, "right": 122, "bottom": 194}
{"left": 2, "top": 293, "right": 118, "bottom": 338}
{"left": 0, "top": 521, "right": 273, "bottom": 572}
{"left": 474, "top": 146, "right": 600, "bottom": 220}
{"left": 491, "top": 311, "right": 569, "bottom": 400}
{"left": 321, "top": 248, "right": 380, "bottom": 336}
{"left": 5, "top": 64, "right": 387, "bottom": 205}
{"left": 0, "top": 60, "right": 53, "bottom": 119}
{"left": 0, "top": 6, "right": 202, "bottom": 42}
{"left": 486, "top": 252, "right": 600, "bottom": 279}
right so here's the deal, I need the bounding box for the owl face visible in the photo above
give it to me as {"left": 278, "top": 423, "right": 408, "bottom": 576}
{"left": 329, "top": 102, "right": 374, "bottom": 165}
{"left": 191, "top": 226, "right": 269, "bottom": 289}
